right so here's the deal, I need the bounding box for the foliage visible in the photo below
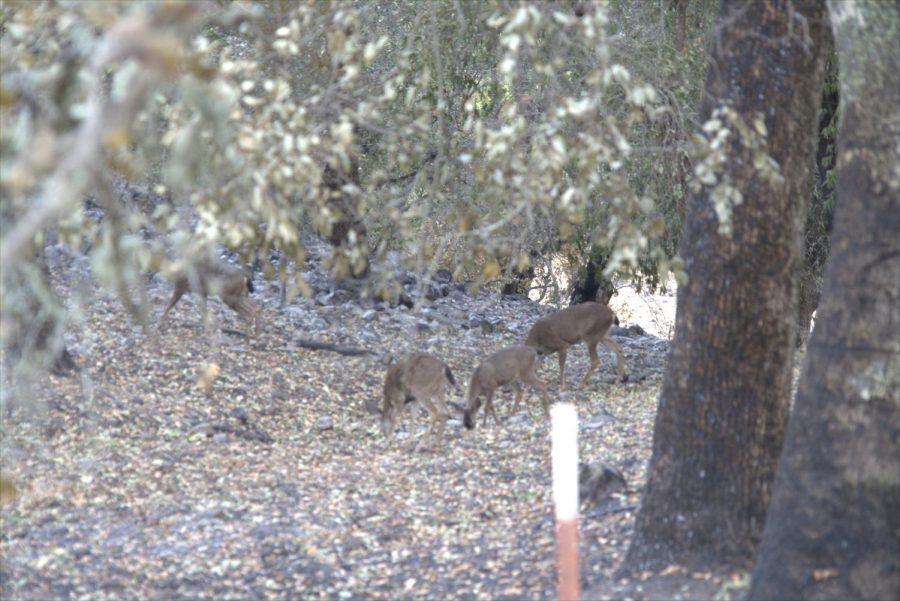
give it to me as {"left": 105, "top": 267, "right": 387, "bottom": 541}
{"left": 0, "top": 2, "right": 695, "bottom": 321}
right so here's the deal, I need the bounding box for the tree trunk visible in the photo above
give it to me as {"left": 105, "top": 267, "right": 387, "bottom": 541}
{"left": 4, "top": 247, "right": 77, "bottom": 378}
{"left": 624, "top": 0, "right": 829, "bottom": 571}
{"left": 749, "top": 3, "right": 900, "bottom": 599}
{"left": 672, "top": 0, "right": 688, "bottom": 53}
{"left": 570, "top": 246, "right": 615, "bottom": 305}
{"left": 796, "top": 45, "right": 839, "bottom": 347}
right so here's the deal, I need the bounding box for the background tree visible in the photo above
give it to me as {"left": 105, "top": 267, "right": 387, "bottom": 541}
{"left": 1, "top": 1, "right": 683, "bottom": 389}
{"left": 624, "top": 0, "right": 829, "bottom": 570}
{"left": 568, "top": 0, "right": 716, "bottom": 304}
{"left": 749, "top": 2, "right": 900, "bottom": 598}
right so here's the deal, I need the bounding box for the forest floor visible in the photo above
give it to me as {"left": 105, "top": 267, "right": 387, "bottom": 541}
{"left": 1, "top": 255, "right": 748, "bottom": 600}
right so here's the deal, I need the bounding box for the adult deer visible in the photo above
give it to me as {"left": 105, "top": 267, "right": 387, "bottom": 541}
{"left": 525, "top": 302, "right": 627, "bottom": 389}
{"left": 159, "top": 259, "right": 258, "bottom": 336}
{"left": 464, "top": 345, "right": 550, "bottom": 429}
{"left": 366, "top": 352, "right": 459, "bottom": 451}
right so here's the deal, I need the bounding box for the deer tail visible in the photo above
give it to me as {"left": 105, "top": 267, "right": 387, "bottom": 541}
{"left": 444, "top": 365, "right": 458, "bottom": 391}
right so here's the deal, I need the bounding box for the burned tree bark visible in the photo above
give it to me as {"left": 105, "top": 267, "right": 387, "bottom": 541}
{"left": 749, "top": 3, "right": 900, "bottom": 599}
{"left": 323, "top": 154, "right": 369, "bottom": 279}
{"left": 624, "top": 0, "right": 829, "bottom": 571}
{"left": 569, "top": 247, "right": 615, "bottom": 305}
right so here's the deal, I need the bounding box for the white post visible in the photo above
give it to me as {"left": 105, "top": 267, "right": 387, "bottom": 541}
{"left": 551, "top": 403, "right": 580, "bottom": 601}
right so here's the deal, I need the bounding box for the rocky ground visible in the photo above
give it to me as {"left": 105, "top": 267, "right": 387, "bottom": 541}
{"left": 0, "top": 244, "right": 745, "bottom": 600}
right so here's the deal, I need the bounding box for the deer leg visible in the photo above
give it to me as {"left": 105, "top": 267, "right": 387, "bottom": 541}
{"left": 433, "top": 395, "right": 449, "bottom": 447}
{"left": 156, "top": 284, "right": 187, "bottom": 330}
{"left": 557, "top": 349, "right": 568, "bottom": 390}
{"left": 200, "top": 294, "right": 213, "bottom": 337}
{"left": 580, "top": 341, "right": 601, "bottom": 387}
{"left": 416, "top": 401, "right": 435, "bottom": 452}
{"left": 601, "top": 336, "right": 627, "bottom": 382}
{"left": 232, "top": 299, "right": 258, "bottom": 337}
{"left": 251, "top": 303, "right": 260, "bottom": 336}
{"left": 511, "top": 381, "right": 524, "bottom": 414}
{"left": 278, "top": 256, "right": 288, "bottom": 309}
{"left": 523, "top": 371, "right": 551, "bottom": 417}
{"left": 482, "top": 389, "right": 496, "bottom": 427}
{"left": 416, "top": 401, "right": 441, "bottom": 452}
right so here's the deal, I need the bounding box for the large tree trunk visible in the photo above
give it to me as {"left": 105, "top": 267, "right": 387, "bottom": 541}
{"left": 624, "top": 0, "right": 829, "bottom": 571}
{"left": 749, "top": 4, "right": 900, "bottom": 599}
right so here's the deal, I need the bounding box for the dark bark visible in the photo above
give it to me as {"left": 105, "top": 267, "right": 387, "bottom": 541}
{"left": 500, "top": 267, "right": 535, "bottom": 296}
{"left": 796, "top": 45, "right": 839, "bottom": 346}
{"left": 323, "top": 142, "right": 369, "bottom": 278}
{"left": 294, "top": 338, "right": 376, "bottom": 357}
{"left": 749, "top": 4, "right": 900, "bottom": 599}
{"left": 4, "top": 248, "right": 77, "bottom": 377}
{"left": 672, "top": 0, "right": 688, "bottom": 53}
{"left": 570, "top": 247, "right": 615, "bottom": 305}
{"left": 624, "top": 0, "right": 829, "bottom": 571}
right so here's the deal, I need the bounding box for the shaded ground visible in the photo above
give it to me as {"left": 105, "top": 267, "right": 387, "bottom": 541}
{"left": 1, "top": 262, "right": 746, "bottom": 600}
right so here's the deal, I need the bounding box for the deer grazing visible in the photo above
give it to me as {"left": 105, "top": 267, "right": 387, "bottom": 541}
{"left": 525, "top": 301, "right": 626, "bottom": 389}
{"left": 158, "top": 259, "right": 258, "bottom": 335}
{"left": 463, "top": 345, "right": 550, "bottom": 429}
{"left": 365, "top": 352, "right": 459, "bottom": 452}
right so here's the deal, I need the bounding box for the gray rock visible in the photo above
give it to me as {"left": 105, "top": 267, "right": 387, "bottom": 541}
{"left": 434, "top": 269, "right": 453, "bottom": 284}
{"left": 579, "top": 462, "right": 628, "bottom": 508}
{"left": 316, "top": 416, "right": 334, "bottom": 431}
{"left": 582, "top": 410, "right": 618, "bottom": 429}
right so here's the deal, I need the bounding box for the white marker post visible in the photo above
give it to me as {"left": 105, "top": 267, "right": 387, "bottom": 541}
{"left": 551, "top": 403, "right": 580, "bottom": 601}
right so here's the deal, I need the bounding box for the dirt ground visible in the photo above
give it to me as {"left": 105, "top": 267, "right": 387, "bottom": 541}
{"left": 1, "top": 271, "right": 745, "bottom": 600}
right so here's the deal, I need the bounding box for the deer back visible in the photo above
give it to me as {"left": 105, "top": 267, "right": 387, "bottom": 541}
{"left": 526, "top": 302, "right": 616, "bottom": 350}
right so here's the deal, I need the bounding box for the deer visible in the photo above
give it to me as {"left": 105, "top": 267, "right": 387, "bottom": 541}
{"left": 158, "top": 258, "right": 259, "bottom": 336}
{"left": 463, "top": 345, "right": 550, "bottom": 430}
{"left": 365, "top": 352, "right": 460, "bottom": 452}
{"left": 525, "top": 301, "right": 627, "bottom": 389}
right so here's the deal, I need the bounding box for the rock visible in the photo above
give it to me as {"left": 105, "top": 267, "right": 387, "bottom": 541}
{"left": 505, "top": 412, "right": 533, "bottom": 426}
{"left": 579, "top": 462, "right": 628, "bottom": 508}
{"left": 466, "top": 318, "right": 494, "bottom": 334}
{"left": 582, "top": 410, "right": 618, "bottom": 429}
{"left": 359, "top": 329, "right": 380, "bottom": 345}
{"left": 308, "top": 317, "right": 329, "bottom": 332}
{"left": 420, "top": 277, "right": 450, "bottom": 300}
{"left": 609, "top": 325, "right": 629, "bottom": 337}
{"left": 434, "top": 268, "right": 453, "bottom": 284}
{"left": 314, "top": 293, "right": 331, "bottom": 306}
{"left": 362, "top": 309, "right": 378, "bottom": 321}
{"left": 501, "top": 293, "right": 529, "bottom": 303}
{"left": 232, "top": 407, "right": 249, "bottom": 425}
{"left": 316, "top": 416, "right": 334, "bottom": 431}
